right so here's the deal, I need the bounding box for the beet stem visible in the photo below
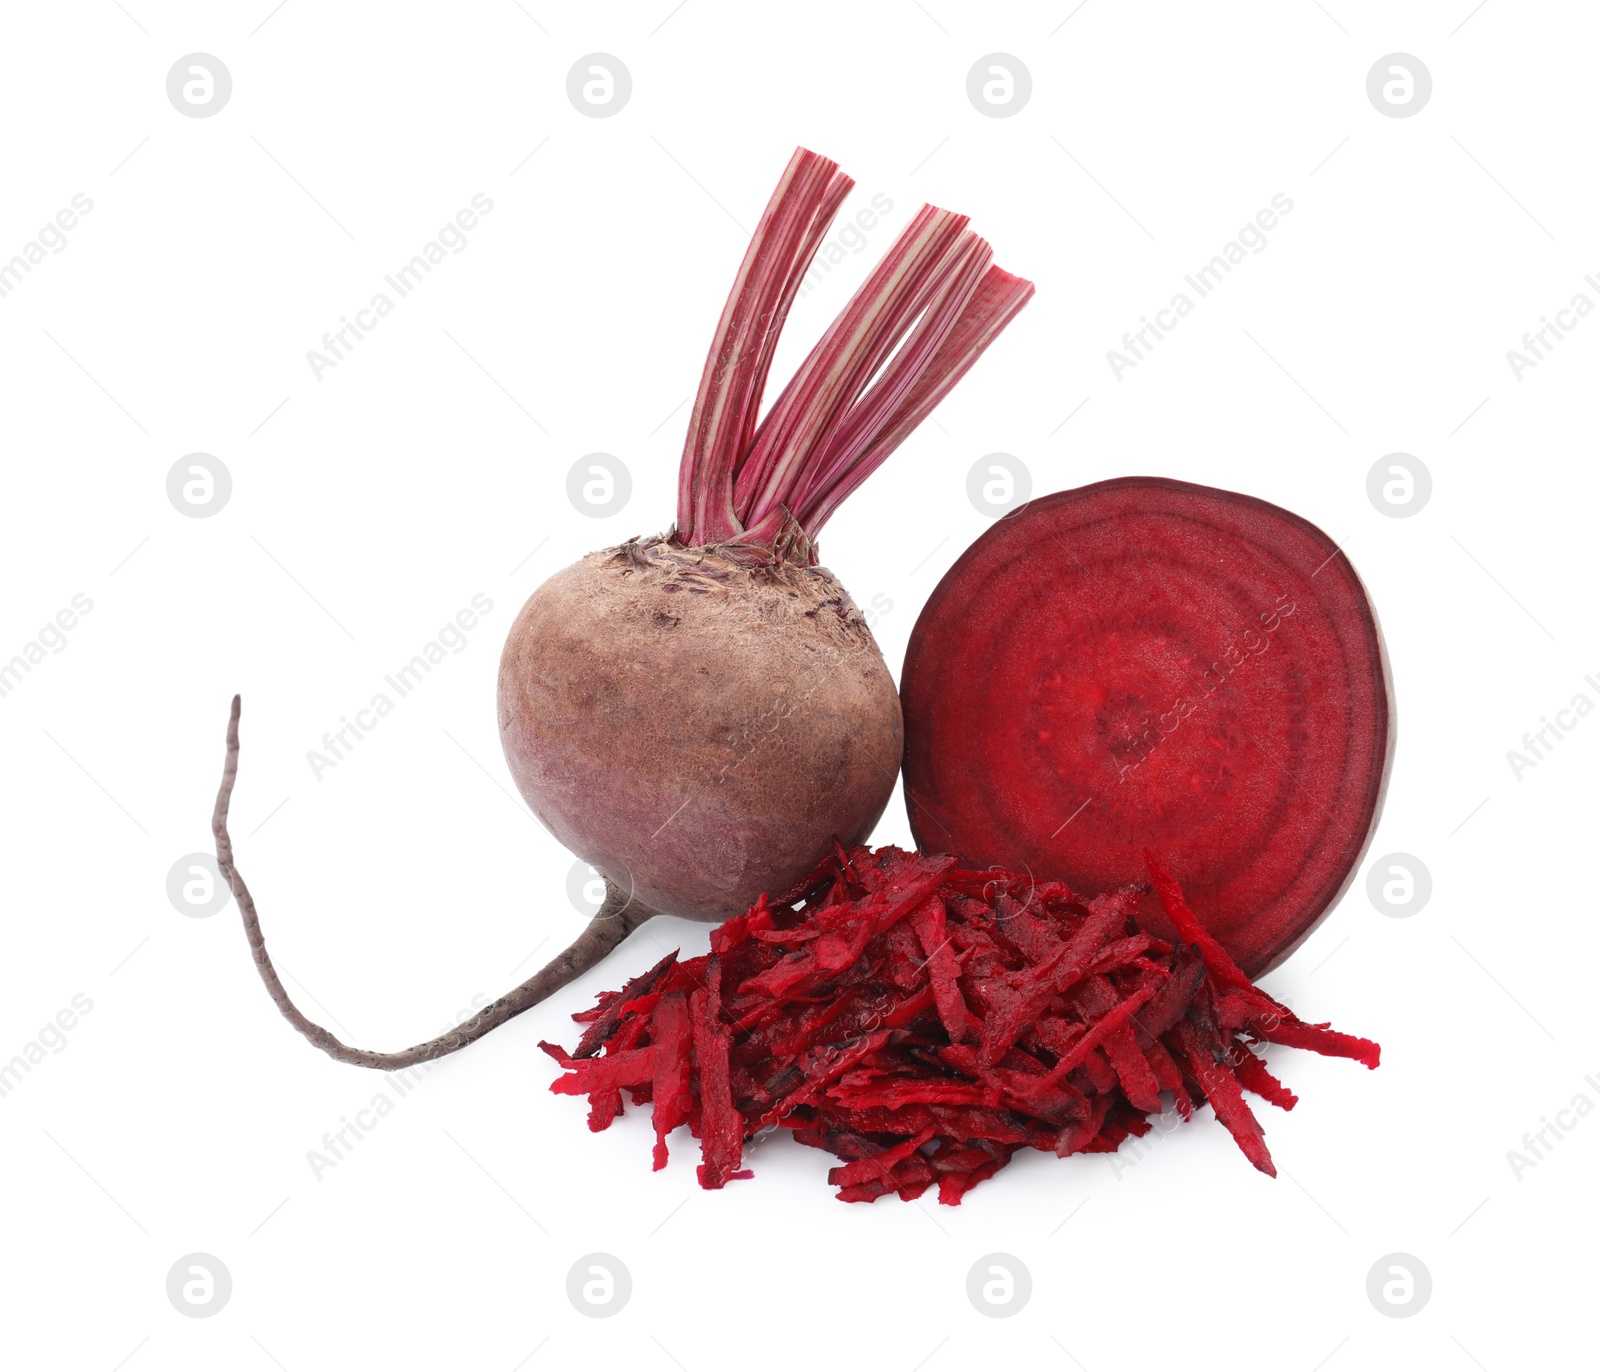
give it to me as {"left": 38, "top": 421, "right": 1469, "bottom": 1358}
{"left": 674, "top": 147, "right": 1033, "bottom": 558}
{"left": 212, "top": 695, "right": 656, "bottom": 1070}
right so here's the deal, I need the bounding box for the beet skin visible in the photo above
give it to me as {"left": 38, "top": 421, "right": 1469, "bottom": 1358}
{"left": 499, "top": 538, "right": 903, "bottom": 921}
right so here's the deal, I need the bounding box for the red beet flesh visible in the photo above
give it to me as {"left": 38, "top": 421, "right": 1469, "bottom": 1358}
{"left": 544, "top": 843, "right": 1380, "bottom": 1201}
{"left": 900, "top": 476, "right": 1393, "bottom": 977}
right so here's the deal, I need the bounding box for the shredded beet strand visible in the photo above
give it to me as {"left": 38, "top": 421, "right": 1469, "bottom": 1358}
{"left": 544, "top": 845, "right": 1379, "bottom": 1201}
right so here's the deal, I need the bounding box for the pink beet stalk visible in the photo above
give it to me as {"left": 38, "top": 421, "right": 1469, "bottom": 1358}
{"left": 801, "top": 266, "right": 1036, "bottom": 538}
{"left": 676, "top": 149, "right": 852, "bottom": 546}
{"left": 673, "top": 146, "right": 1034, "bottom": 556}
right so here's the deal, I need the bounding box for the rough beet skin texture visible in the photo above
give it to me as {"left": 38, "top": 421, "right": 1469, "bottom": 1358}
{"left": 499, "top": 538, "right": 903, "bottom": 921}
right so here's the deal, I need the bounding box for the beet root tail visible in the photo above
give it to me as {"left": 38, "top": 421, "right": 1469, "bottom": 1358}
{"left": 211, "top": 695, "right": 656, "bottom": 1070}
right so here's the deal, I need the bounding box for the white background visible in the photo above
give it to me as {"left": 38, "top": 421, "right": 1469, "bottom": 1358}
{"left": 1, "top": 2, "right": 1594, "bottom": 1367}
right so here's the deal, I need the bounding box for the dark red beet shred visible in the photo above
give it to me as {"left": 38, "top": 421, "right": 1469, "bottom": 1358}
{"left": 542, "top": 844, "right": 1379, "bottom": 1203}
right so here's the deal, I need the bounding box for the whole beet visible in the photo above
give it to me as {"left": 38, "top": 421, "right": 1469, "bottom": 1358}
{"left": 209, "top": 147, "right": 1030, "bottom": 1069}
{"left": 498, "top": 539, "right": 900, "bottom": 922}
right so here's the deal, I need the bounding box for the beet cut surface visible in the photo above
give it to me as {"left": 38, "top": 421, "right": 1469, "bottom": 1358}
{"left": 544, "top": 844, "right": 1379, "bottom": 1203}
{"left": 900, "top": 477, "right": 1393, "bottom": 977}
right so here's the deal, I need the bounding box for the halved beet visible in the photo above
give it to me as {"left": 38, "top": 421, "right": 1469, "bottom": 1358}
{"left": 901, "top": 476, "right": 1393, "bottom": 977}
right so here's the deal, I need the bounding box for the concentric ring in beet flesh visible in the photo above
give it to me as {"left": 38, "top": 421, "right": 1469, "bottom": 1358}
{"left": 900, "top": 476, "right": 1393, "bottom": 977}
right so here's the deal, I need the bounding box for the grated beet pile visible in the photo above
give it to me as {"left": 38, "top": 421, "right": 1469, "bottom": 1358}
{"left": 542, "top": 845, "right": 1379, "bottom": 1203}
